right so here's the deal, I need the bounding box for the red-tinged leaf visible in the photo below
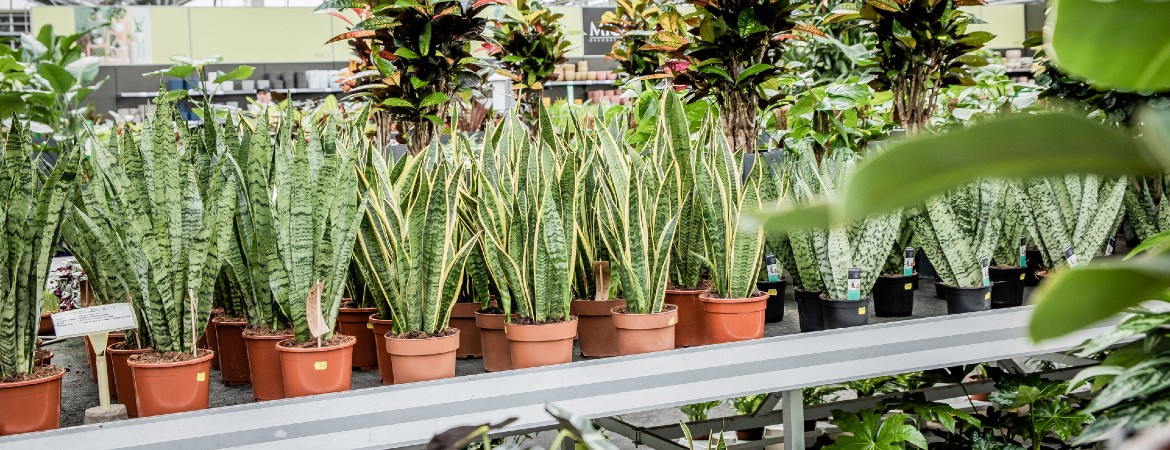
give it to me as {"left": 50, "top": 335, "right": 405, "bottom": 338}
{"left": 794, "top": 23, "right": 825, "bottom": 38}
{"left": 773, "top": 33, "right": 799, "bottom": 41}
{"left": 326, "top": 29, "right": 377, "bottom": 44}
{"left": 328, "top": 11, "right": 354, "bottom": 26}
{"left": 378, "top": 50, "right": 397, "bottom": 60}
{"left": 473, "top": 0, "right": 508, "bottom": 8}
{"left": 433, "top": 5, "right": 457, "bottom": 19}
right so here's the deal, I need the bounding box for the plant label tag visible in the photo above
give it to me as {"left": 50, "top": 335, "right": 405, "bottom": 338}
{"left": 1019, "top": 236, "right": 1027, "bottom": 267}
{"left": 768, "top": 289, "right": 777, "bottom": 296}
{"left": 197, "top": 372, "right": 206, "bottom": 382}
{"left": 314, "top": 361, "right": 328, "bottom": 370}
{"left": 1063, "top": 246, "right": 1080, "bottom": 268}
{"left": 366, "top": 322, "right": 373, "bottom": 329}
{"left": 668, "top": 317, "right": 677, "bottom": 326}
{"left": 857, "top": 307, "right": 866, "bottom": 315}
{"left": 903, "top": 247, "right": 915, "bottom": 277}
{"left": 980, "top": 256, "right": 990, "bottom": 287}
{"left": 306, "top": 281, "right": 329, "bottom": 338}
{"left": 847, "top": 268, "right": 862, "bottom": 301}
{"left": 51, "top": 303, "right": 138, "bottom": 339}
{"left": 984, "top": 292, "right": 991, "bottom": 300}
{"left": 904, "top": 283, "right": 913, "bottom": 290}
{"left": 764, "top": 252, "right": 781, "bottom": 282}
{"left": 1106, "top": 237, "right": 1116, "bottom": 256}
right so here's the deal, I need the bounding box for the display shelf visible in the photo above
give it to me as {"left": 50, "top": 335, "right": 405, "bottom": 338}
{"left": 544, "top": 79, "right": 615, "bottom": 87}
{"left": 119, "top": 87, "right": 343, "bottom": 99}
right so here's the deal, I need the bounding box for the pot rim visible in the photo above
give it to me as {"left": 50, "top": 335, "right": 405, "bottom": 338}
{"left": 0, "top": 366, "right": 65, "bottom": 388}
{"left": 339, "top": 306, "right": 378, "bottom": 313}
{"left": 665, "top": 287, "right": 710, "bottom": 295}
{"left": 127, "top": 350, "right": 215, "bottom": 368}
{"left": 212, "top": 316, "right": 247, "bottom": 325}
{"left": 609, "top": 303, "right": 679, "bottom": 316}
{"left": 698, "top": 291, "right": 769, "bottom": 303}
{"left": 820, "top": 296, "right": 873, "bottom": 303}
{"left": 937, "top": 283, "right": 993, "bottom": 291}
{"left": 242, "top": 332, "right": 295, "bottom": 341}
{"left": 275, "top": 335, "right": 357, "bottom": 353}
{"left": 107, "top": 342, "right": 151, "bottom": 354}
{"left": 505, "top": 316, "right": 579, "bottom": 327}
{"left": 368, "top": 313, "right": 394, "bottom": 325}
{"left": 877, "top": 273, "right": 917, "bottom": 280}
{"left": 384, "top": 329, "right": 461, "bottom": 342}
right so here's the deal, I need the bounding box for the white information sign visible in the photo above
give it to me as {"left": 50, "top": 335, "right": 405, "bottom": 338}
{"left": 51, "top": 303, "right": 138, "bottom": 339}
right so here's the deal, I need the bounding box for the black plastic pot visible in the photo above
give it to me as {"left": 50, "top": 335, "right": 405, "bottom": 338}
{"left": 821, "top": 297, "right": 870, "bottom": 329}
{"left": 794, "top": 289, "right": 825, "bottom": 332}
{"left": 990, "top": 266, "right": 1028, "bottom": 309}
{"left": 940, "top": 284, "right": 991, "bottom": 314}
{"left": 934, "top": 277, "right": 946, "bottom": 299}
{"left": 804, "top": 419, "right": 817, "bottom": 432}
{"left": 916, "top": 251, "right": 937, "bottom": 280}
{"left": 758, "top": 280, "right": 787, "bottom": 323}
{"left": 872, "top": 275, "right": 915, "bottom": 317}
{"left": 1024, "top": 248, "right": 1044, "bottom": 286}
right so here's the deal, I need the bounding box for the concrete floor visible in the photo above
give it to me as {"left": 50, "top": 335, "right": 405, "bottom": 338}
{"left": 42, "top": 280, "right": 1026, "bottom": 448}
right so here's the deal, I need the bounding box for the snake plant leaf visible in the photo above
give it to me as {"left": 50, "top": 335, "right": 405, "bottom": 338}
{"left": 1046, "top": 0, "right": 1170, "bottom": 92}
{"left": 1021, "top": 175, "right": 1125, "bottom": 270}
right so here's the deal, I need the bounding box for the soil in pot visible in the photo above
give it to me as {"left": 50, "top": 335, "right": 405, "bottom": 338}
{"left": 85, "top": 331, "right": 124, "bottom": 387}
{"left": 450, "top": 303, "right": 484, "bottom": 359}
{"left": 571, "top": 299, "right": 623, "bottom": 357}
{"left": 369, "top": 314, "right": 395, "bottom": 385}
{"left": 940, "top": 284, "right": 991, "bottom": 314}
{"left": 699, "top": 291, "right": 768, "bottom": 344}
{"left": 128, "top": 349, "right": 215, "bottom": 417}
{"left": 872, "top": 275, "right": 915, "bottom": 317}
{"left": 610, "top": 304, "right": 677, "bottom": 356}
{"left": 475, "top": 310, "right": 513, "bottom": 372}
{"left": 735, "top": 427, "right": 765, "bottom": 441}
{"left": 108, "top": 341, "right": 150, "bottom": 417}
{"left": 33, "top": 349, "right": 53, "bottom": 367}
{"left": 385, "top": 328, "right": 460, "bottom": 384}
{"left": 243, "top": 327, "right": 294, "bottom": 401}
{"left": 821, "top": 297, "right": 870, "bottom": 329}
{"left": 0, "top": 366, "right": 65, "bottom": 435}
{"left": 213, "top": 316, "right": 250, "bottom": 386}
{"left": 666, "top": 285, "right": 710, "bottom": 347}
{"left": 757, "top": 280, "right": 787, "bottom": 323}
{"left": 506, "top": 318, "right": 578, "bottom": 369}
{"left": 990, "top": 266, "right": 1028, "bottom": 309}
{"left": 338, "top": 304, "right": 379, "bottom": 370}
{"left": 794, "top": 289, "right": 825, "bottom": 333}
{"left": 276, "top": 335, "right": 356, "bottom": 398}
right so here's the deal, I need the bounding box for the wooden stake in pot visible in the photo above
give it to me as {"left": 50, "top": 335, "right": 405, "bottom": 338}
{"left": 307, "top": 281, "right": 328, "bottom": 347}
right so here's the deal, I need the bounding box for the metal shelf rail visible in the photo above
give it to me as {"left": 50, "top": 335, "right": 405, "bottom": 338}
{"left": 0, "top": 305, "right": 1118, "bottom": 450}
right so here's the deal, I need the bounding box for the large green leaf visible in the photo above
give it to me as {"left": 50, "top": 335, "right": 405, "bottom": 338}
{"left": 38, "top": 62, "right": 76, "bottom": 94}
{"left": 1029, "top": 254, "right": 1170, "bottom": 341}
{"left": 1047, "top": 0, "right": 1170, "bottom": 92}
{"left": 214, "top": 65, "right": 254, "bottom": 83}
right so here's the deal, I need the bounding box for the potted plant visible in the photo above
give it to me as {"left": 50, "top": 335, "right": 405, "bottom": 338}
{"left": 910, "top": 180, "right": 1007, "bottom": 314}
{"left": 730, "top": 395, "right": 767, "bottom": 441}
{"left": 694, "top": 118, "right": 768, "bottom": 343}
{"left": 872, "top": 219, "right": 917, "bottom": 317}
{"left": 338, "top": 262, "right": 378, "bottom": 371}
{"left": 596, "top": 121, "right": 681, "bottom": 356}
{"left": 211, "top": 268, "right": 250, "bottom": 386}
{"left": 598, "top": 0, "right": 677, "bottom": 81}
{"left": 356, "top": 147, "right": 476, "bottom": 384}
{"left": 0, "top": 122, "right": 78, "bottom": 435}
{"left": 489, "top": 0, "right": 571, "bottom": 122}
{"left": 680, "top": 400, "right": 724, "bottom": 441}
{"left": 802, "top": 384, "right": 846, "bottom": 432}
{"left": 988, "top": 184, "right": 1029, "bottom": 308}
{"left": 1020, "top": 175, "right": 1126, "bottom": 279}
{"left": 757, "top": 155, "right": 790, "bottom": 324}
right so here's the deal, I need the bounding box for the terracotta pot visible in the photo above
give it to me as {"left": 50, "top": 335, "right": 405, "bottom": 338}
{"left": 571, "top": 300, "right": 623, "bottom": 357}
{"left": 385, "top": 330, "right": 460, "bottom": 384}
{"left": 243, "top": 331, "right": 293, "bottom": 401}
{"left": 39, "top": 313, "right": 54, "bottom": 336}
{"left": 450, "top": 303, "right": 483, "bottom": 359}
{"left": 369, "top": 314, "right": 395, "bottom": 385}
{"left": 610, "top": 305, "right": 677, "bottom": 356}
{"left": 736, "top": 428, "right": 765, "bottom": 441}
{"left": 128, "top": 350, "right": 215, "bottom": 417}
{"left": 666, "top": 288, "right": 708, "bottom": 347}
{"left": 213, "top": 318, "right": 250, "bottom": 386}
{"left": 699, "top": 291, "right": 768, "bottom": 344}
{"left": 276, "top": 336, "right": 356, "bottom": 398}
{"left": 108, "top": 342, "right": 149, "bottom": 417}
{"left": 0, "top": 368, "right": 64, "bottom": 435}
{"left": 204, "top": 319, "right": 219, "bottom": 369}
{"left": 506, "top": 318, "right": 578, "bottom": 369}
{"left": 338, "top": 307, "right": 379, "bottom": 370}
{"left": 475, "top": 311, "right": 513, "bottom": 372}
{"left": 85, "top": 331, "right": 124, "bottom": 386}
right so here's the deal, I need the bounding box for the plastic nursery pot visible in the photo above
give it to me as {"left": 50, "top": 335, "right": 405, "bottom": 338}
{"left": 385, "top": 330, "right": 460, "bottom": 384}
{"left": 610, "top": 304, "right": 678, "bottom": 356}
{"left": 128, "top": 349, "right": 215, "bottom": 417}
{"left": 990, "top": 266, "right": 1028, "bottom": 309}
{"left": 794, "top": 289, "right": 825, "bottom": 333}
{"left": 821, "top": 296, "right": 870, "bottom": 330}
{"left": 338, "top": 306, "right": 379, "bottom": 370}
{"left": 916, "top": 252, "right": 937, "bottom": 281}
{"left": 872, "top": 275, "right": 916, "bottom": 317}
{"left": 757, "top": 280, "right": 787, "bottom": 323}
{"left": 735, "top": 428, "right": 765, "bottom": 441}
{"left": 39, "top": 313, "right": 54, "bottom": 337}
{"left": 213, "top": 317, "right": 250, "bottom": 386}
{"left": 940, "top": 284, "right": 992, "bottom": 314}
{"left": 0, "top": 367, "right": 65, "bottom": 436}
{"left": 108, "top": 341, "right": 150, "bottom": 417}
{"left": 449, "top": 303, "right": 484, "bottom": 359}
{"left": 570, "top": 300, "right": 624, "bottom": 357}
{"left": 506, "top": 318, "right": 579, "bottom": 369}
{"left": 204, "top": 312, "right": 220, "bottom": 369}
{"left": 666, "top": 288, "right": 709, "bottom": 347}
{"left": 86, "top": 331, "right": 124, "bottom": 389}
{"left": 369, "top": 315, "right": 395, "bottom": 385}
{"left": 699, "top": 291, "right": 768, "bottom": 344}
{"left": 243, "top": 330, "right": 294, "bottom": 401}
{"left": 276, "top": 335, "right": 357, "bottom": 399}
{"left": 475, "top": 311, "right": 513, "bottom": 372}
{"left": 1024, "top": 248, "right": 1044, "bottom": 287}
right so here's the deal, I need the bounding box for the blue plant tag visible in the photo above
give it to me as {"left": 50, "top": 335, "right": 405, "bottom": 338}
{"left": 1018, "top": 235, "right": 1027, "bottom": 267}
{"left": 847, "top": 268, "right": 861, "bottom": 301}
{"left": 764, "top": 252, "right": 780, "bottom": 282}
{"left": 981, "top": 256, "right": 990, "bottom": 287}
{"left": 1064, "top": 245, "right": 1080, "bottom": 268}
{"left": 903, "top": 247, "right": 915, "bottom": 277}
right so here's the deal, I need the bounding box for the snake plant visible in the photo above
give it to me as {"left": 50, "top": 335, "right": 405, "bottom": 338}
{"left": 356, "top": 143, "right": 478, "bottom": 335}
{"left": 787, "top": 151, "right": 902, "bottom": 300}
{"left": 595, "top": 119, "right": 681, "bottom": 315}
{"left": 911, "top": 180, "right": 1007, "bottom": 288}
{"left": 1, "top": 123, "right": 79, "bottom": 378}
{"left": 993, "top": 183, "right": 1029, "bottom": 267}
{"left": 475, "top": 110, "right": 584, "bottom": 323}
{"left": 1020, "top": 175, "right": 1125, "bottom": 270}
{"left": 1123, "top": 175, "right": 1170, "bottom": 241}
{"left": 656, "top": 90, "right": 706, "bottom": 291}
{"left": 69, "top": 96, "right": 236, "bottom": 354}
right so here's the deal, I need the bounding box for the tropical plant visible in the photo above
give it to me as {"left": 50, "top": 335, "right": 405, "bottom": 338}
{"left": 880, "top": 218, "right": 914, "bottom": 275}
{"left": 599, "top": 0, "right": 679, "bottom": 79}
{"left": 825, "top": 408, "right": 926, "bottom": 450}
{"left": 910, "top": 180, "right": 1006, "bottom": 288}
{"left": 992, "top": 184, "right": 1029, "bottom": 267}
{"left": 680, "top": 400, "right": 723, "bottom": 422}
{"left": 1123, "top": 175, "right": 1170, "bottom": 242}
{"left": 0, "top": 25, "right": 105, "bottom": 139}
{"left": 144, "top": 55, "right": 254, "bottom": 121}
{"left": 931, "top": 58, "right": 1035, "bottom": 131}
{"left": 985, "top": 373, "right": 1092, "bottom": 449}
{"left": 0, "top": 122, "right": 79, "bottom": 379}
{"left": 784, "top": 79, "right": 895, "bottom": 162}
{"left": 424, "top": 404, "right": 616, "bottom": 450}
{"left": 783, "top": 0, "right": 876, "bottom": 84}
{"left": 658, "top": 92, "right": 707, "bottom": 291}
{"left": 827, "top": 0, "right": 994, "bottom": 135}
{"left": 489, "top": 0, "right": 571, "bottom": 119}
{"left": 803, "top": 384, "right": 846, "bottom": 406}
{"left": 1018, "top": 175, "right": 1125, "bottom": 271}
{"left": 323, "top": 0, "right": 494, "bottom": 155}
{"left": 730, "top": 394, "right": 766, "bottom": 416}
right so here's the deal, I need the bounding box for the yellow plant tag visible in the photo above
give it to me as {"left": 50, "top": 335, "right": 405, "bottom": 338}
{"left": 858, "top": 307, "right": 866, "bottom": 315}
{"left": 984, "top": 292, "right": 992, "bottom": 300}
{"left": 314, "top": 361, "right": 328, "bottom": 370}
{"left": 366, "top": 322, "right": 373, "bottom": 329}
{"left": 1019, "top": 274, "right": 1026, "bottom": 280}
{"left": 768, "top": 289, "right": 777, "bottom": 296}
{"left": 196, "top": 372, "right": 206, "bottom": 382}
{"left": 904, "top": 283, "right": 913, "bottom": 290}
{"left": 668, "top": 317, "right": 678, "bottom": 326}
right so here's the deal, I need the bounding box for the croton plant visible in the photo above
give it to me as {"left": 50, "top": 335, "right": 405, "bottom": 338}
{"left": 489, "top": 0, "right": 571, "bottom": 120}
{"left": 599, "top": 0, "right": 678, "bottom": 79}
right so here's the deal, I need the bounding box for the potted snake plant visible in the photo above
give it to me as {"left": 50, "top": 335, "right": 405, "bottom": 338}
{"left": 596, "top": 121, "right": 681, "bottom": 355}
{"left": 872, "top": 218, "right": 917, "bottom": 317}
{"left": 1020, "top": 175, "right": 1126, "bottom": 280}
{"left": 0, "top": 123, "right": 78, "bottom": 435}
{"left": 757, "top": 154, "right": 790, "bottom": 323}
{"left": 989, "top": 183, "right": 1030, "bottom": 308}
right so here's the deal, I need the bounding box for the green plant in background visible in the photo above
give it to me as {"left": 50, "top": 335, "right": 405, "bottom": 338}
{"left": 783, "top": 0, "right": 876, "bottom": 85}
{"left": 599, "top": 0, "right": 679, "bottom": 80}
{"left": 324, "top": 0, "right": 494, "bottom": 155}
{"left": 657, "top": 92, "right": 707, "bottom": 292}
{"left": 992, "top": 184, "right": 1028, "bottom": 267}
{"left": 803, "top": 384, "right": 847, "bottom": 406}
{"left": 910, "top": 180, "right": 1006, "bottom": 287}
{"left": 985, "top": 373, "right": 1092, "bottom": 449}
{"left": 490, "top": 0, "right": 571, "bottom": 119}
{"left": 1019, "top": 175, "right": 1125, "bottom": 271}
{"left": 828, "top": 0, "right": 993, "bottom": 135}
{"left": 1123, "top": 175, "right": 1170, "bottom": 242}
{"left": 881, "top": 393, "right": 983, "bottom": 448}
{"left": 425, "top": 404, "right": 617, "bottom": 450}
{"left": 784, "top": 79, "right": 894, "bottom": 162}
{"left": 0, "top": 25, "right": 105, "bottom": 139}
{"left": 730, "top": 394, "right": 767, "bottom": 416}
{"left": 932, "top": 57, "right": 1036, "bottom": 130}
{"left": 680, "top": 400, "right": 723, "bottom": 422}
{"left": 825, "top": 408, "right": 926, "bottom": 450}
{"left": 144, "top": 55, "right": 254, "bottom": 122}
{"left": 0, "top": 122, "right": 79, "bottom": 378}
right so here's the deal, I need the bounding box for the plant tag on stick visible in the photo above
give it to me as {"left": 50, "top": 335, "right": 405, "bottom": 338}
{"left": 1019, "top": 235, "right": 1027, "bottom": 267}
{"left": 765, "top": 252, "right": 781, "bottom": 281}
{"left": 593, "top": 261, "right": 611, "bottom": 302}
{"left": 306, "top": 281, "right": 328, "bottom": 347}
{"left": 846, "top": 268, "right": 861, "bottom": 301}
{"left": 1063, "top": 246, "right": 1080, "bottom": 268}
{"left": 980, "top": 256, "right": 990, "bottom": 287}
{"left": 1106, "top": 237, "right": 1116, "bottom": 256}
{"left": 903, "top": 247, "right": 915, "bottom": 277}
